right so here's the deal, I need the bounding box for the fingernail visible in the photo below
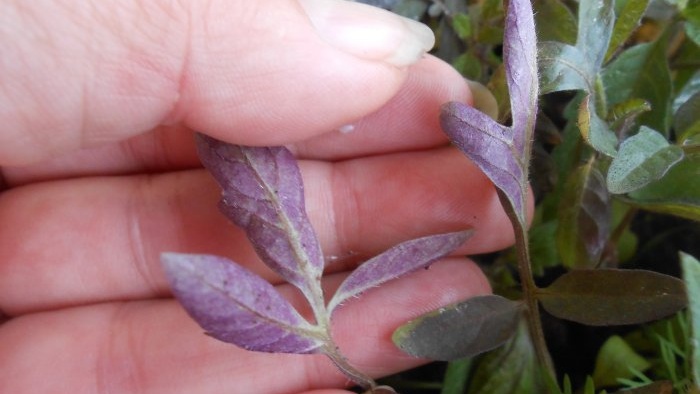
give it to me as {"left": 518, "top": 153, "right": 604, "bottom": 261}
{"left": 299, "top": 0, "right": 435, "bottom": 67}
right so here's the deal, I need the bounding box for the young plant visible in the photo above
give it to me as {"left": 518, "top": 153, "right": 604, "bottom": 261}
{"left": 161, "top": 133, "right": 473, "bottom": 392}
{"left": 392, "top": 0, "right": 688, "bottom": 391}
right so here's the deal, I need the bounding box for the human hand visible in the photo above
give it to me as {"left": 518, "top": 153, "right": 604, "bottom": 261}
{"left": 0, "top": 1, "right": 517, "bottom": 393}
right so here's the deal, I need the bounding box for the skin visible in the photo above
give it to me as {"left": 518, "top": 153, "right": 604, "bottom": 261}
{"left": 0, "top": 1, "right": 524, "bottom": 393}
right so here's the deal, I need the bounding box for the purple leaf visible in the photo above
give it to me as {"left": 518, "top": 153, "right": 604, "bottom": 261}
{"left": 440, "top": 0, "right": 538, "bottom": 225}
{"left": 503, "top": 0, "right": 539, "bottom": 151}
{"left": 195, "top": 134, "right": 324, "bottom": 301}
{"left": 162, "top": 253, "right": 324, "bottom": 354}
{"left": 441, "top": 105, "right": 528, "bottom": 223}
{"left": 327, "top": 230, "right": 473, "bottom": 313}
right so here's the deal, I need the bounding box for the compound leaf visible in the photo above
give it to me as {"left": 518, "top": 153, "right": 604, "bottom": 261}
{"left": 162, "top": 253, "right": 323, "bottom": 354}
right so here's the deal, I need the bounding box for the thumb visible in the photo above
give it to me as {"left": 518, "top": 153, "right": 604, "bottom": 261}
{"left": 0, "top": 0, "right": 434, "bottom": 166}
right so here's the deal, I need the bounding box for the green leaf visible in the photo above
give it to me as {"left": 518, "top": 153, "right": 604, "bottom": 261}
{"left": 533, "top": 0, "right": 577, "bottom": 44}
{"left": 452, "top": 52, "right": 483, "bottom": 81}
{"left": 675, "top": 91, "right": 700, "bottom": 143}
{"left": 610, "top": 381, "right": 673, "bottom": 393}
{"left": 625, "top": 153, "right": 700, "bottom": 221}
{"left": 608, "top": 98, "right": 652, "bottom": 135}
{"left": 466, "top": 319, "right": 544, "bottom": 394}
{"left": 680, "top": 252, "right": 700, "bottom": 387}
{"left": 539, "top": 41, "right": 595, "bottom": 94}
{"left": 452, "top": 12, "right": 472, "bottom": 39}
{"left": 441, "top": 358, "right": 472, "bottom": 394}
{"left": 606, "top": 126, "right": 684, "bottom": 194}
{"left": 605, "top": 0, "right": 650, "bottom": 62}
{"left": 577, "top": 0, "right": 616, "bottom": 69}
{"left": 538, "top": 269, "right": 688, "bottom": 326}
{"left": 529, "top": 220, "right": 560, "bottom": 275}
{"left": 557, "top": 160, "right": 611, "bottom": 268}
{"left": 392, "top": 295, "right": 522, "bottom": 361}
{"left": 674, "top": 70, "right": 700, "bottom": 113}
{"left": 683, "top": 0, "right": 700, "bottom": 46}
{"left": 602, "top": 39, "right": 673, "bottom": 133}
{"left": 592, "top": 335, "right": 651, "bottom": 387}
{"left": 579, "top": 94, "right": 619, "bottom": 156}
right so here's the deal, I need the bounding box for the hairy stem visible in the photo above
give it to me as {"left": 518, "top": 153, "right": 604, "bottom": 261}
{"left": 323, "top": 344, "right": 377, "bottom": 390}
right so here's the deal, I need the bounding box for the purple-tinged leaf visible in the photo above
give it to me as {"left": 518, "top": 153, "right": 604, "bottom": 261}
{"left": 195, "top": 134, "right": 324, "bottom": 301}
{"left": 162, "top": 253, "right": 324, "bottom": 354}
{"left": 503, "top": 0, "right": 539, "bottom": 151}
{"left": 441, "top": 0, "right": 538, "bottom": 225}
{"left": 556, "top": 160, "right": 611, "bottom": 268}
{"left": 327, "top": 230, "right": 473, "bottom": 313}
{"left": 392, "top": 295, "right": 523, "bottom": 361}
{"left": 441, "top": 104, "right": 527, "bottom": 224}
{"left": 537, "top": 269, "right": 687, "bottom": 326}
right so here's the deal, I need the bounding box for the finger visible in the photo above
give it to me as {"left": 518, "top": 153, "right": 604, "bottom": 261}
{"left": 0, "top": 259, "right": 489, "bottom": 394}
{"left": 0, "top": 148, "right": 511, "bottom": 315}
{"left": 0, "top": 0, "right": 433, "bottom": 166}
{"left": 3, "top": 56, "right": 470, "bottom": 186}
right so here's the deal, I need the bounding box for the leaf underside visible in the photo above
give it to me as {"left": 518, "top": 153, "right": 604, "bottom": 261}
{"left": 162, "top": 253, "right": 323, "bottom": 354}
{"left": 328, "top": 230, "right": 473, "bottom": 313}
{"left": 195, "top": 134, "right": 324, "bottom": 299}
{"left": 440, "top": 0, "right": 538, "bottom": 226}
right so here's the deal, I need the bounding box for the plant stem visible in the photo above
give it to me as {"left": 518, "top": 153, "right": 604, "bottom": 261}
{"left": 512, "top": 220, "right": 556, "bottom": 379}
{"left": 323, "top": 344, "right": 377, "bottom": 390}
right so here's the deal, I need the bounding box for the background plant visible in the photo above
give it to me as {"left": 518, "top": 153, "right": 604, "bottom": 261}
{"left": 357, "top": 0, "right": 700, "bottom": 393}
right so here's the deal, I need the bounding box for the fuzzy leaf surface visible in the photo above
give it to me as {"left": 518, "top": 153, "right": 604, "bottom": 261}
{"left": 578, "top": 95, "right": 619, "bottom": 157}
{"left": 392, "top": 295, "right": 522, "bottom": 361}
{"left": 538, "top": 42, "right": 595, "bottom": 94}
{"left": 195, "top": 134, "right": 324, "bottom": 299}
{"left": 162, "top": 253, "right": 323, "bottom": 354}
{"left": 607, "top": 126, "right": 684, "bottom": 194}
{"left": 441, "top": 0, "right": 537, "bottom": 225}
{"left": 625, "top": 154, "right": 700, "bottom": 221}
{"left": 577, "top": 0, "right": 615, "bottom": 70}
{"left": 328, "top": 230, "right": 472, "bottom": 313}
{"left": 557, "top": 161, "right": 611, "bottom": 268}
{"left": 538, "top": 269, "right": 687, "bottom": 326}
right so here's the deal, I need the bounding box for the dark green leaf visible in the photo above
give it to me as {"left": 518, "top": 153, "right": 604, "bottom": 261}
{"left": 605, "top": 0, "right": 650, "bottom": 61}
{"left": 675, "top": 91, "right": 700, "bottom": 143}
{"left": 466, "top": 319, "right": 544, "bottom": 394}
{"left": 533, "top": 0, "right": 577, "bottom": 44}
{"left": 609, "top": 381, "right": 673, "bottom": 393}
{"left": 538, "top": 269, "right": 688, "bottom": 326}
{"left": 441, "top": 358, "right": 472, "bottom": 394}
{"left": 529, "top": 220, "right": 560, "bottom": 275}
{"left": 602, "top": 39, "right": 673, "bottom": 133}
{"left": 391, "top": 0, "right": 428, "bottom": 19}
{"left": 452, "top": 52, "right": 483, "bottom": 81}
{"left": 608, "top": 98, "right": 652, "bottom": 134}
{"left": 393, "top": 295, "right": 522, "bottom": 360}
{"left": 674, "top": 70, "right": 700, "bottom": 113}
{"left": 606, "top": 126, "right": 684, "bottom": 194}
{"left": 680, "top": 252, "right": 700, "bottom": 386}
{"left": 557, "top": 160, "right": 611, "bottom": 268}
{"left": 592, "top": 335, "right": 651, "bottom": 387}
{"left": 625, "top": 153, "right": 700, "bottom": 221}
